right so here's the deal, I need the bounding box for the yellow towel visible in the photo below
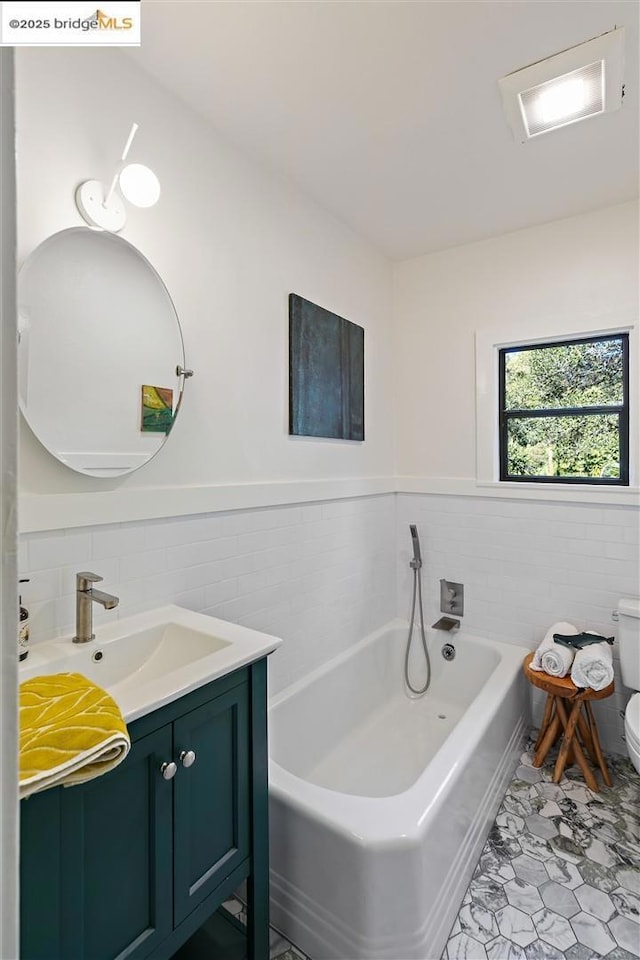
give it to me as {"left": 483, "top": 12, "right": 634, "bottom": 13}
{"left": 20, "top": 673, "right": 130, "bottom": 800}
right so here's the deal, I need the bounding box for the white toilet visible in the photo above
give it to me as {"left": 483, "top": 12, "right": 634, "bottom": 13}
{"left": 619, "top": 597, "right": 640, "bottom": 774}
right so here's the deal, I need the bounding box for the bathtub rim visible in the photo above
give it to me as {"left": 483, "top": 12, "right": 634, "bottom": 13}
{"left": 268, "top": 618, "right": 530, "bottom": 845}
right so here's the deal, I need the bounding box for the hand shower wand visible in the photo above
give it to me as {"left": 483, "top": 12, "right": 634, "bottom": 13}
{"left": 405, "top": 525, "right": 430, "bottom": 695}
{"left": 409, "top": 524, "right": 422, "bottom": 569}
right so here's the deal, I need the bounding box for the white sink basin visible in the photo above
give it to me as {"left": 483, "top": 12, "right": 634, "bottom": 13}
{"left": 19, "top": 606, "right": 283, "bottom": 722}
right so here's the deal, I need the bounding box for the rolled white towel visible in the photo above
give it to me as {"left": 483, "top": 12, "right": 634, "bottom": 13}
{"left": 530, "top": 621, "right": 578, "bottom": 677}
{"left": 571, "top": 641, "right": 614, "bottom": 691}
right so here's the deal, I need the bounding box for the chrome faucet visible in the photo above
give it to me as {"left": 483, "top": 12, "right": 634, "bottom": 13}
{"left": 73, "top": 572, "right": 119, "bottom": 643}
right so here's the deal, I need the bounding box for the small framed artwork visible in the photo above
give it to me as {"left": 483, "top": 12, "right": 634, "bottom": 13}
{"left": 289, "top": 294, "right": 364, "bottom": 440}
{"left": 141, "top": 385, "right": 174, "bottom": 434}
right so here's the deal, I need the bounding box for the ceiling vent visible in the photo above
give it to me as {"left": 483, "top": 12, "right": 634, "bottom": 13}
{"left": 499, "top": 28, "right": 625, "bottom": 142}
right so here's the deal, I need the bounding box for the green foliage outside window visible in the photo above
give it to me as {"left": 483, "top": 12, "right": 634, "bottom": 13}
{"left": 501, "top": 338, "right": 626, "bottom": 481}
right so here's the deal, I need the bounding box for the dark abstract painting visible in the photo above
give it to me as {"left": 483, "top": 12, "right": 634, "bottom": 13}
{"left": 289, "top": 294, "right": 364, "bottom": 441}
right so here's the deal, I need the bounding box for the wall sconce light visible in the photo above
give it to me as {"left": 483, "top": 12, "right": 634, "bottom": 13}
{"left": 75, "top": 123, "right": 160, "bottom": 232}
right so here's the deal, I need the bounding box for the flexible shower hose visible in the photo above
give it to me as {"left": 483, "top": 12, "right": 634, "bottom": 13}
{"left": 404, "top": 564, "right": 431, "bottom": 696}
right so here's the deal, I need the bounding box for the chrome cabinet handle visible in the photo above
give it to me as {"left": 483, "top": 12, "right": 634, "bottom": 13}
{"left": 160, "top": 761, "right": 177, "bottom": 780}
{"left": 179, "top": 749, "right": 196, "bottom": 768}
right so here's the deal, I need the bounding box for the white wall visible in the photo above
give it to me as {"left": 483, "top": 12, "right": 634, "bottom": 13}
{"left": 393, "top": 201, "right": 640, "bottom": 481}
{"left": 15, "top": 48, "right": 394, "bottom": 503}
{"left": 393, "top": 205, "right": 639, "bottom": 757}
{"left": 13, "top": 49, "right": 640, "bottom": 762}
{"left": 394, "top": 202, "right": 640, "bottom": 753}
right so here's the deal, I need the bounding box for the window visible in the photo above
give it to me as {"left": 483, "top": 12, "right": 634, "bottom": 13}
{"left": 498, "top": 334, "right": 629, "bottom": 485}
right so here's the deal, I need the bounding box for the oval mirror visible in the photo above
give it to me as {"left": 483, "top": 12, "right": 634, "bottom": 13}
{"left": 18, "top": 228, "right": 187, "bottom": 477}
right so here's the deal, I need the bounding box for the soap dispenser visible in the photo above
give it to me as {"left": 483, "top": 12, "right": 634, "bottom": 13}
{"left": 19, "top": 578, "right": 30, "bottom": 662}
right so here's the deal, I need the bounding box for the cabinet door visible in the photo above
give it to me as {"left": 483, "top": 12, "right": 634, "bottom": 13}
{"left": 21, "top": 786, "right": 64, "bottom": 959}
{"left": 173, "top": 682, "right": 250, "bottom": 926}
{"left": 60, "top": 724, "right": 174, "bottom": 960}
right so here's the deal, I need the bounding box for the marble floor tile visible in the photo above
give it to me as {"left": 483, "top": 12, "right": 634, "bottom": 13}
{"left": 487, "top": 935, "right": 526, "bottom": 959}
{"left": 469, "top": 875, "right": 509, "bottom": 912}
{"left": 222, "top": 896, "right": 312, "bottom": 960}
{"left": 564, "top": 944, "right": 602, "bottom": 960}
{"left": 533, "top": 908, "right": 577, "bottom": 951}
{"left": 445, "top": 740, "right": 640, "bottom": 960}
{"left": 539, "top": 880, "right": 580, "bottom": 919}
{"left": 575, "top": 883, "right": 616, "bottom": 921}
{"left": 512, "top": 853, "right": 551, "bottom": 887}
{"left": 448, "top": 931, "right": 488, "bottom": 959}
{"left": 459, "top": 902, "right": 500, "bottom": 943}
{"left": 617, "top": 868, "right": 640, "bottom": 897}
{"left": 504, "top": 878, "right": 544, "bottom": 914}
{"left": 495, "top": 905, "right": 537, "bottom": 947}
{"left": 610, "top": 915, "right": 640, "bottom": 954}
{"left": 612, "top": 887, "right": 640, "bottom": 924}
{"left": 544, "top": 857, "right": 584, "bottom": 890}
{"left": 497, "top": 812, "right": 525, "bottom": 835}
{"left": 526, "top": 813, "right": 559, "bottom": 840}
{"left": 571, "top": 910, "right": 618, "bottom": 955}
{"left": 524, "top": 941, "right": 564, "bottom": 959}
{"left": 579, "top": 858, "right": 622, "bottom": 893}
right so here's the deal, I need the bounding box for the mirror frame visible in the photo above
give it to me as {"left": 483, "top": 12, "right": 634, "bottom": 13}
{"left": 18, "top": 227, "right": 188, "bottom": 478}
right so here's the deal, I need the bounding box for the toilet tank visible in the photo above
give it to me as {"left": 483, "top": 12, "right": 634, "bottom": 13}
{"left": 619, "top": 598, "right": 640, "bottom": 689}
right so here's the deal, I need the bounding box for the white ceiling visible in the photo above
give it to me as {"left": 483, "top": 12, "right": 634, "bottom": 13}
{"left": 131, "top": 1, "right": 639, "bottom": 260}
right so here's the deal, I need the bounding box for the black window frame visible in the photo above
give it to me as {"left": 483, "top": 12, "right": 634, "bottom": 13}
{"left": 498, "top": 333, "right": 630, "bottom": 486}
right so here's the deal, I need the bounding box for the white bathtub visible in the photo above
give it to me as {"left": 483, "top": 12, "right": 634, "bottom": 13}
{"left": 268, "top": 620, "right": 530, "bottom": 960}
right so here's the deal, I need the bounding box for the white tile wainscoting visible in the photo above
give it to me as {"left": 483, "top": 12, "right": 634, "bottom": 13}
{"left": 396, "top": 493, "right": 640, "bottom": 757}
{"left": 19, "top": 495, "right": 397, "bottom": 697}
{"left": 19, "top": 490, "right": 639, "bottom": 751}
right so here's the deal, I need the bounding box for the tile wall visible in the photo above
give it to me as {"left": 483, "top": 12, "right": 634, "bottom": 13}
{"left": 19, "top": 494, "right": 397, "bottom": 696}
{"left": 19, "top": 490, "right": 639, "bottom": 753}
{"left": 396, "top": 494, "right": 640, "bottom": 756}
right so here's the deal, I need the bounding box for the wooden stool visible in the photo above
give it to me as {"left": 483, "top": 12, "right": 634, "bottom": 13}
{"left": 523, "top": 653, "right": 613, "bottom": 792}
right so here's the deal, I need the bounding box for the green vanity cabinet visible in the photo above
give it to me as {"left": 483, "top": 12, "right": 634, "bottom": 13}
{"left": 20, "top": 659, "right": 270, "bottom": 960}
{"left": 173, "top": 682, "right": 249, "bottom": 926}
{"left": 22, "top": 724, "right": 175, "bottom": 960}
